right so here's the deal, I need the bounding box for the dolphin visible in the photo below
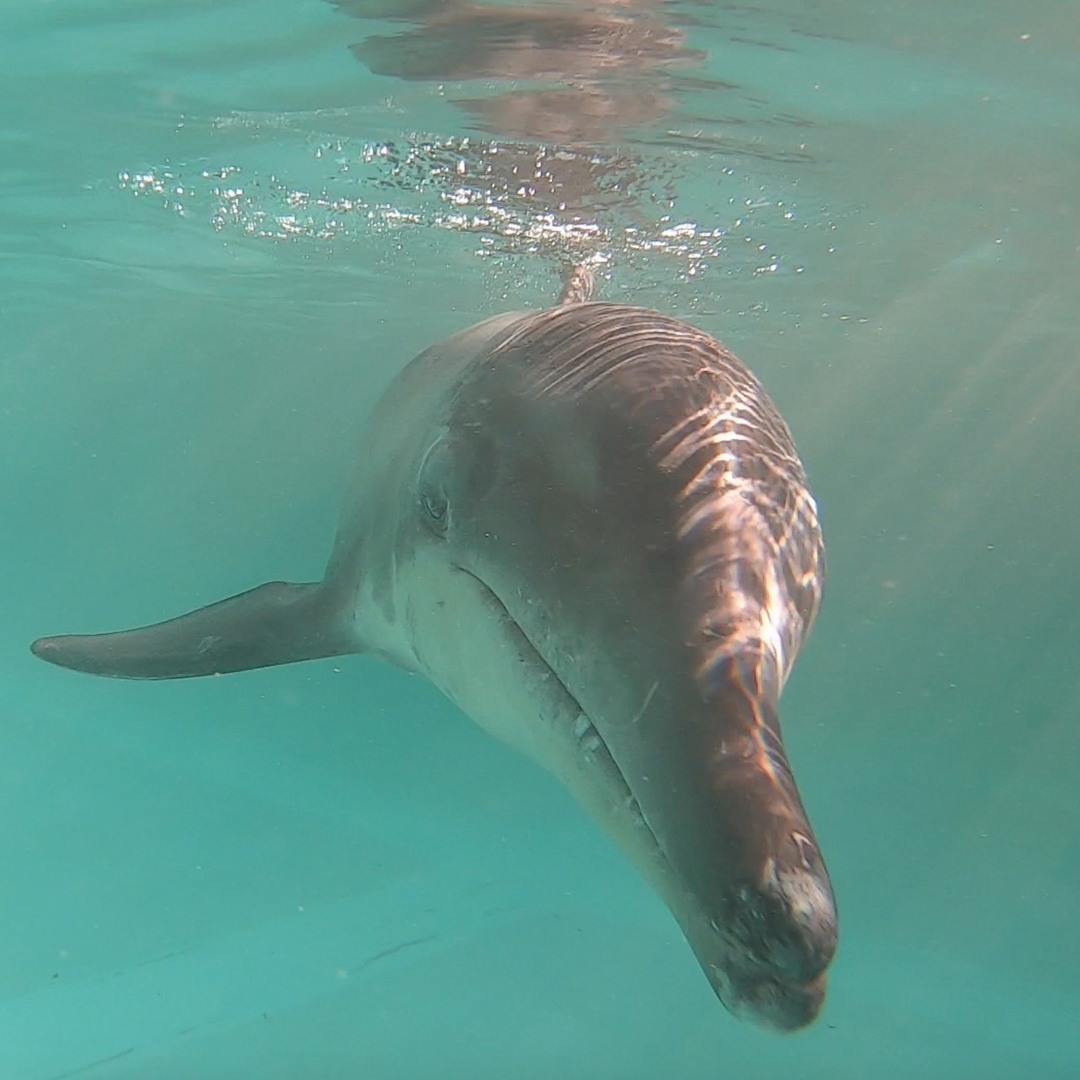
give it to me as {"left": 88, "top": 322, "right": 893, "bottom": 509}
{"left": 31, "top": 268, "right": 837, "bottom": 1030}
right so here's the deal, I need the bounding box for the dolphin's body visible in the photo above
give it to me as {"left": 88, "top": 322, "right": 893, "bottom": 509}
{"left": 32, "top": 279, "right": 837, "bottom": 1030}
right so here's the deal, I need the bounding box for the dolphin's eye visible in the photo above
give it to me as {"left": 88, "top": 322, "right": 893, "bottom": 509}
{"left": 420, "top": 487, "right": 450, "bottom": 535}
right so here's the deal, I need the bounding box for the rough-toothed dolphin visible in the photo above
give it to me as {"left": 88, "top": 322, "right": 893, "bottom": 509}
{"left": 31, "top": 271, "right": 837, "bottom": 1030}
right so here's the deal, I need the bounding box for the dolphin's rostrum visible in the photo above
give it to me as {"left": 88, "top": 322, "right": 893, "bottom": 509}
{"left": 32, "top": 278, "right": 837, "bottom": 1031}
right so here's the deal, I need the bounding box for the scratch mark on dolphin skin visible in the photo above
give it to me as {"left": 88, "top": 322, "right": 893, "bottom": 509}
{"left": 629, "top": 679, "right": 659, "bottom": 724}
{"left": 49, "top": 1047, "right": 136, "bottom": 1079}
{"left": 353, "top": 934, "right": 435, "bottom": 974}
{"left": 135, "top": 949, "right": 188, "bottom": 968}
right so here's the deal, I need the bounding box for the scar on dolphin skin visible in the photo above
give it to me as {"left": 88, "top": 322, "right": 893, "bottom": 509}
{"left": 352, "top": 934, "right": 437, "bottom": 974}
{"left": 32, "top": 268, "right": 836, "bottom": 1032}
{"left": 48, "top": 1048, "right": 136, "bottom": 1080}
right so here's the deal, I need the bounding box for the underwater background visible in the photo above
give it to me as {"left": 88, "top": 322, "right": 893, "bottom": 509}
{"left": 2, "top": 1, "right": 1078, "bottom": 1076}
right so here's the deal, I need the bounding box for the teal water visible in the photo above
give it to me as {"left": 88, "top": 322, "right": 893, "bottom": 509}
{"left": 3, "top": 1, "right": 1079, "bottom": 1076}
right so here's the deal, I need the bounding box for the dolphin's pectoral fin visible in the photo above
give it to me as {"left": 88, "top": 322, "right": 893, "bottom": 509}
{"left": 30, "top": 581, "right": 357, "bottom": 680}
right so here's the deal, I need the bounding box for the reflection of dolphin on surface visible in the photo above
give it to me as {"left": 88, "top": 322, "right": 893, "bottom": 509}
{"left": 332, "top": 0, "right": 703, "bottom": 144}
{"left": 32, "top": 267, "right": 837, "bottom": 1031}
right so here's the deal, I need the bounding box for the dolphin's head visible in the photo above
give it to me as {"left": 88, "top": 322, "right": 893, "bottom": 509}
{"left": 390, "top": 303, "right": 837, "bottom": 1030}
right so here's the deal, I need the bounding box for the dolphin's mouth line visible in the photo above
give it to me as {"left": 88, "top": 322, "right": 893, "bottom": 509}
{"left": 455, "top": 566, "right": 602, "bottom": 745}
{"left": 454, "top": 566, "right": 662, "bottom": 850}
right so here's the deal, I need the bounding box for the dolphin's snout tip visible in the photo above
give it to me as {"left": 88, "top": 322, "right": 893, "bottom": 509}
{"left": 740, "top": 971, "right": 828, "bottom": 1033}
{"left": 706, "top": 956, "right": 828, "bottom": 1032}
{"left": 768, "top": 866, "right": 838, "bottom": 982}
{"left": 703, "top": 864, "right": 837, "bottom": 1031}
{"left": 724, "top": 866, "right": 837, "bottom": 982}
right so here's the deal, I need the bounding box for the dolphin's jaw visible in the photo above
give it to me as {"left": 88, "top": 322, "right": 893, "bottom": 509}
{"left": 452, "top": 566, "right": 659, "bottom": 846}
